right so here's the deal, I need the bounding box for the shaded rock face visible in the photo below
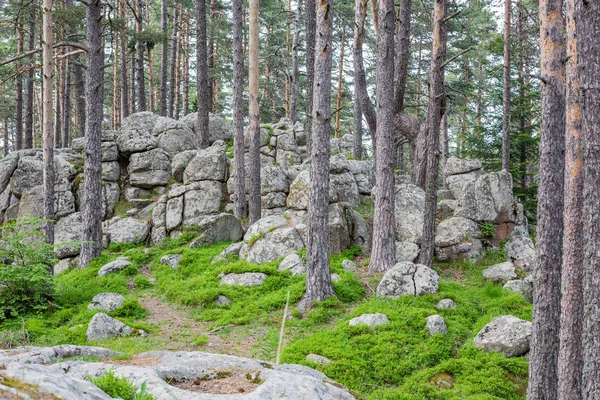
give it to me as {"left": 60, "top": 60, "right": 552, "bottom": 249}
{"left": 104, "top": 217, "right": 150, "bottom": 245}
{"left": 473, "top": 315, "right": 532, "bottom": 357}
{"left": 189, "top": 213, "right": 244, "bottom": 247}
{"left": 278, "top": 254, "right": 306, "bottom": 276}
{"left": 506, "top": 229, "right": 536, "bottom": 271}
{"left": 376, "top": 262, "right": 439, "bottom": 298}
{"left": 504, "top": 278, "right": 533, "bottom": 302}
{"left": 434, "top": 217, "right": 483, "bottom": 262}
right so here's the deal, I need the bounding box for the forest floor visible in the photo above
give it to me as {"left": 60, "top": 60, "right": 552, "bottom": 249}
{"left": 0, "top": 232, "right": 532, "bottom": 400}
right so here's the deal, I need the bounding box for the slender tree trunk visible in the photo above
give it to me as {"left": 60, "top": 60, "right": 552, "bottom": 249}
{"left": 232, "top": 0, "right": 246, "bottom": 219}
{"left": 159, "top": 0, "right": 168, "bottom": 116}
{"left": 305, "top": 0, "right": 316, "bottom": 154}
{"left": 169, "top": 5, "right": 179, "bottom": 119}
{"left": 528, "top": 0, "right": 566, "bottom": 398}
{"left": 517, "top": 0, "right": 527, "bottom": 189}
{"left": 54, "top": 60, "right": 62, "bottom": 148}
{"left": 207, "top": 0, "right": 217, "bottom": 113}
{"left": 289, "top": 0, "right": 302, "bottom": 123}
{"left": 182, "top": 15, "right": 190, "bottom": 115}
{"left": 79, "top": 0, "right": 104, "bottom": 268}
{"left": 418, "top": 0, "right": 447, "bottom": 267}
{"left": 131, "top": 50, "right": 136, "bottom": 113}
{"left": 146, "top": 0, "right": 155, "bottom": 113}
{"left": 334, "top": 25, "right": 346, "bottom": 138}
{"left": 557, "top": 0, "right": 583, "bottom": 398}
{"left": 368, "top": 0, "right": 396, "bottom": 273}
{"left": 440, "top": 112, "right": 448, "bottom": 188}
{"left": 393, "top": 0, "right": 412, "bottom": 114}
{"left": 42, "top": 0, "right": 55, "bottom": 244}
{"left": 135, "top": 0, "right": 146, "bottom": 111}
{"left": 578, "top": 1, "right": 600, "bottom": 398}
{"left": 15, "top": 22, "right": 23, "bottom": 150}
{"left": 24, "top": 9, "right": 35, "bottom": 148}
{"left": 2, "top": 120, "right": 7, "bottom": 156}
{"left": 120, "top": 0, "right": 129, "bottom": 120}
{"left": 353, "top": 0, "right": 376, "bottom": 138}
{"left": 248, "top": 0, "right": 261, "bottom": 224}
{"left": 284, "top": 0, "right": 292, "bottom": 118}
{"left": 305, "top": 0, "right": 335, "bottom": 303}
{"left": 502, "top": 0, "right": 511, "bottom": 171}
{"left": 196, "top": 0, "right": 210, "bottom": 147}
{"left": 112, "top": 32, "right": 120, "bottom": 129}
{"left": 63, "top": 57, "right": 71, "bottom": 144}
{"left": 353, "top": 87, "right": 362, "bottom": 160}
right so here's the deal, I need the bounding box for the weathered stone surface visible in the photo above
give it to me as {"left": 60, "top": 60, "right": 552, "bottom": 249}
{"left": 395, "top": 241, "right": 419, "bottom": 262}
{"left": 128, "top": 148, "right": 172, "bottom": 188}
{"left": 54, "top": 211, "right": 84, "bottom": 259}
{"left": 215, "top": 295, "right": 232, "bottom": 306}
{"left": 328, "top": 203, "right": 351, "bottom": 254}
{"left": 473, "top": 315, "right": 532, "bottom": 357}
{"left": 278, "top": 254, "right": 306, "bottom": 276}
{"left": 436, "top": 199, "right": 458, "bottom": 221}
{"left": 435, "top": 217, "right": 482, "bottom": 248}
{"left": 305, "top": 353, "right": 332, "bottom": 365}
{"left": 245, "top": 227, "right": 305, "bottom": 264}
{"left": 454, "top": 171, "right": 516, "bottom": 223}
{"left": 10, "top": 155, "right": 43, "bottom": 196}
{"left": 171, "top": 150, "right": 197, "bottom": 182}
{"left": 54, "top": 256, "right": 79, "bottom": 274}
{"left": 330, "top": 172, "right": 359, "bottom": 207}
{"left": 182, "top": 181, "right": 224, "bottom": 225}
{"left": 212, "top": 242, "right": 244, "bottom": 263}
{"left": 105, "top": 218, "right": 150, "bottom": 244}
{"left": 243, "top": 215, "right": 288, "bottom": 241}
{"left": 0, "top": 152, "right": 20, "bottom": 194}
{"left": 444, "top": 157, "right": 483, "bottom": 176}
{"left": 117, "top": 112, "right": 159, "bottom": 154}
{"left": 183, "top": 144, "right": 228, "bottom": 183}
{"left": 482, "top": 262, "right": 517, "bottom": 283}
{"left": 261, "top": 165, "right": 289, "bottom": 195}
{"left": 0, "top": 345, "right": 119, "bottom": 365}
{"left": 348, "top": 313, "right": 390, "bottom": 327}
{"left": 376, "top": 262, "right": 439, "bottom": 298}
{"left": 437, "top": 299, "right": 457, "bottom": 309}
{"left": 506, "top": 231, "right": 536, "bottom": 272}
{"left": 426, "top": 315, "right": 448, "bottom": 335}
{"left": 220, "top": 272, "right": 268, "bottom": 287}
{"left": 86, "top": 313, "right": 146, "bottom": 341}
{"left": 153, "top": 117, "right": 200, "bottom": 156}
{"left": 394, "top": 184, "right": 425, "bottom": 243}
{"left": 88, "top": 293, "right": 126, "bottom": 312}
{"left": 166, "top": 195, "right": 184, "bottom": 230}
{"left": 98, "top": 259, "right": 132, "bottom": 276}
{"left": 181, "top": 112, "right": 233, "bottom": 144}
{"left": 262, "top": 192, "right": 288, "bottom": 209}
{"left": 286, "top": 170, "right": 310, "bottom": 209}
{"left": 189, "top": 213, "right": 244, "bottom": 247}
{"left": 446, "top": 171, "right": 481, "bottom": 201}
{"left": 504, "top": 279, "right": 533, "bottom": 302}
{"left": 342, "top": 260, "right": 357, "bottom": 272}
{"left": 101, "top": 161, "right": 120, "bottom": 181}
{"left": 160, "top": 254, "right": 182, "bottom": 269}
{"left": 348, "top": 209, "right": 372, "bottom": 254}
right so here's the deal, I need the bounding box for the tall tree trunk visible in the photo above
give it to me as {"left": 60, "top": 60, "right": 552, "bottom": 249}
{"left": 578, "top": 1, "right": 600, "bottom": 397}
{"left": 353, "top": 86, "right": 362, "bottom": 160}
{"left": 42, "top": 0, "right": 55, "bottom": 244}
{"left": 393, "top": 0, "right": 412, "bottom": 114}
{"left": 305, "top": 0, "right": 316, "bottom": 154}
{"left": 440, "top": 112, "right": 448, "bottom": 188}
{"left": 353, "top": 0, "right": 376, "bottom": 138}
{"left": 334, "top": 25, "right": 346, "bottom": 138}
{"left": 24, "top": 8, "right": 35, "bottom": 148}
{"left": 207, "top": 0, "right": 217, "bottom": 113}
{"left": 146, "top": 0, "right": 155, "bottom": 112}
{"left": 557, "top": 0, "right": 583, "bottom": 398}
{"left": 232, "top": 0, "right": 246, "bottom": 219}
{"left": 528, "top": 0, "right": 566, "bottom": 397}
{"left": 196, "top": 0, "right": 210, "bottom": 147}
{"left": 15, "top": 22, "right": 23, "bottom": 150}
{"left": 169, "top": 4, "right": 179, "bottom": 119}
{"left": 305, "top": 0, "right": 335, "bottom": 303}
{"left": 182, "top": 15, "right": 190, "bottom": 115}
{"left": 289, "top": 0, "right": 302, "bottom": 123}
{"left": 159, "top": 0, "right": 168, "bottom": 116}
{"left": 368, "top": 0, "right": 396, "bottom": 273}
{"left": 112, "top": 32, "right": 120, "bottom": 129}
{"left": 247, "top": 0, "right": 261, "bottom": 224}
{"left": 54, "top": 60, "right": 62, "bottom": 148}
{"left": 517, "top": 0, "right": 527, "bottom": 190}
{"left": 136, "top": 0, "right": 146, "bottom": 111}
{"left": 418, "top": 0, "right": 447, "bottom": 267}
{"left": 120, "top": 0, "right": 129, "bottom": 120}
{"left": 285, "top": 0, "right": 292, "bottom": 118}
{"left": 2, "top": 120, "right": 8, "bottom": 156}
{"left": 502, "top": 0, "right": 511, "bottom": 171}
{"left": 79, "top": 0, "right": 104, "bottom": 268}
{"left": 131, "top": 50, "right": 136, "bottom": 114}
{"left": 63, "top": 57, "right": 71, "bottom": 145}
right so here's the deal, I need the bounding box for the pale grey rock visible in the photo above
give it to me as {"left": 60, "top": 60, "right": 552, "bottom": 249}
{"left": 435, "top": 217, "right": 482, "bottom": 247}
{"left": 437, "top": 189, "right": 454, "bottom": 201}
{"left": 183, "top": 144, "right": 228, "bottom": 183}
{"left": 105, "top": 218, "right": 150, "bottom": 244}
{"left": 54, "top": 211, "right": 84, "bottom": 259}
{"left": 286, "top": 170, "right": 310, "bottom": 209}
{"left": 128, "top": 148, "right": 172, "bottom": 188}
{"left": 342, "top": 260, "right": 357, "bottom": 272}
{"left": 121, "top": 111, "right": 158, "bottom": 133}
{"left": 54, "top": 256, "right": 78, "bottom": 274}
{"left": 328, "top": 203, "right": 351, "bottom": 254}
{"left": 376, "top": 262, "right": 439, "bottom": 298}
{"left": 482, "top": 262, "right": 517, "bottom": 283}
{"left": 395, "top": 241, "right": 419, "bottom": 262}
{"left": 506, "top": 232, "right": 536, "bottom": 272}
{"left": 454, "top": 171, "right": 516, "bottom": 223}
{"left": 153, "top": 116, "right": 200, "bottom": 156}
{"left": 262, "top": 192, "right": 288, "bottom": 209}
{"left": 101, "top": 161, "right": 120, "bottom": 181}
{"left": 305, "top": 354, "right": 332, "bottom": 365}
{"left": 394, "top": 184, "right": 425, "bottom": 243}
{"left": 166, "top": 195, "right": 184, "bottom": 230}
{"left": 0, "top": 344, "right": 119, "bottom": 365}
{"left": 278, "top": 254, "right": 306, "bottom": 276}
{"left": 98, "top": 259, "right": 132, "bottom": 276}
{"left": 10, "top": 155, "right": 43, "bottom": 196}
{"left": 160, "top": 254, "right": 182, "bottom": 269}
{"left": 181, "top": 112, "right": 233, "bottom": 144}
{"left": 348, "top": 209, "right": 372, "bottom": 254}
{"left": 437, "top": 299, "right": 457, "bottom": 309}
{"left": 330, "top": 172, "right": 360, "bottom": 207}
{"left": 329, "top": 154, "right": 350, "bottom": 174}
{"left": 117, "top": 127, "right": 159, "bottom": 155}
{"left": 446, "top": 171, "right": 482, "bottom": 201}
{"left": 444, "top": 157, "right": 483, "bottom": 176}
{"left": 152, "top": 199, "right": 167, "bottom": 228}
{"left": 261, "top": 165, "right": 289, "bottom": 195}
{"left": 276, "top": 149, "right": 303, "bottom": 168}
{"left": 88, "top": 293, "right": 126, "bottom": 312}
{"left": 86, "top": 313, "right": 146, "bottom": 341}
{"left": 436, "top": 199, "right": 458, "bottom": 220}
{"left": 215, "top": 295, "right": 231, "bottom": 306}
{"left": 331, "top": 273, "right": 341, "bottom": 282}
{"left": 171, "top": 150, "right": 197, "bottom": 182}
{"left": 212, "top": 242, "right": 244, "bottom": 263}
{"left": 150, "top": 226, "right": 167, "bottom": 245}
{"left": 473, "top": 315, "right": 532, "bottom": 357}
{"left": 348, "top": 313, "right": 390, "bottom": 327}
{"left": 504, "top": 280, "right": 533, "bottom": 302}
{"left": 182, "top": 181, "right": 224, "bottom": 225}
{"left": 243, "top": 215, "right": 288, "bottom": 241}
{"left": 0, "top": 151, "right": 20, "bottom": 194}
{"left": 220, "top": 272, "right": 268, "bottom": 287}
{"left": 245, "top": 227, "right": 305, "bottom": 264}
{"left": 426, "top": 315, "right": 448, "bottom": 335}
{"left": 189, "top": 213, "right": 244, "bottom": 247}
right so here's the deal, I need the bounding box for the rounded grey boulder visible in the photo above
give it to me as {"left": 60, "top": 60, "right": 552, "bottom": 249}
{"left": 473, "top": 315, "right": 532, "bottom": 357}
{"left": 88, "top": 293, "right": 126, "bottom": 312}
{"left": 376, "top": 262, "right": 439, "bottom": 298}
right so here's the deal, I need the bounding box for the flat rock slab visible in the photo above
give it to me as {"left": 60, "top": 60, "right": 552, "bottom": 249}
{"left": 98, "top": 259, "right": 132, "bottom": 276}
{"left": 220, "top": 272, "right": 268, "bottom": 287}
{"left": 348, "top": 313, "right": 390, "bottom": 327}
{"left": 88, "top": 293, "right": 126, "bottom": 312}
{"left": 473, "top": 315, "right": 532, "bottom": 357}
{"left": 376, "top": 262, "right": 439, "bottom": 298}
{"left": 482, "top": 262, "right": 517, "bottom": 283}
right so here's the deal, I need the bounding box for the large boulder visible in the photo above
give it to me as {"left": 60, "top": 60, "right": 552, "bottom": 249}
{"left": 376, "top": 262, "right": 439, "bottom": 298}
{"left": 98, "top": 259, "right": 132, "bottom": 276}
{"left": 473, "top": 315, "right": 532, "bottom": 357}
{"left": 506, "top": 230, "right": 536, "bottom": 271}
{"left": 182, "top": 181, "right": 225, "bottom": 225}
{"left": 278, "top": 254, "right": 306, "bottom": 276}
{"left": 348, "top": 313, "right": 390, "bottom": 327}
{"left": 286, "top": 170, "right": 310, "bottom": 209}
{"left": 117, "top": 112, "right": 159, "bottom": 154}
{"left": 128, "top": 148, "right": 172, "bottom": 188}
{"left": 0, "top": 151, "right": 20, "bottom": 194}
{"left": 10, "top": 154, "right": 43, "bottom": 196}
{"left": 446, "top": 171, "right": 482, "bottom": 201}
{"left": 444, "top": 158, "right": 483, "bottom": 176}
{"left": 394, "top": 184, "right": 425, "bottom": 243}
{"left": 88, "top": 293, "right": 126, "bottom": 312}
{"left": 454, "top": 171, "right": 516, "bottom": 223}
{"left": 86, "top": 313, "right": 145, "bottom": 341}
{"left": 396, "top": 241, "right": 419, "bottom": 262}
{"left": 183, "top": 143, "right": 228, "bottom": 183}
{"left": 243, "top": 226, "right": 305, "bottom": 264}
{"left": 435, "top": 217, "right": 483, "bottom": 262}
{"left": 482, "top": 262, "right": 517, "bottom": 283}
{"left": 189, "top": 213, "right": 244, "bottom": 247}
{"left": 261, "top": 165, "right": 289, "bottom": 195}
{"left": 105, "top": 218, "right": 150, "bottom": 245}
{"left": 181, "top": 112, "right": 233, "bottom": 144}
{"left": 54, "top": 211, "right": 84, "bottom": 259}
{"left": 153, "top": 117, "right": 200, "bottom": 156}
{"left": 220, "top": 272, "right": 268, "bottom": 287}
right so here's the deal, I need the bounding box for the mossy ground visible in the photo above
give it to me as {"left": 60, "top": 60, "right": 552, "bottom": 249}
{"left": 0, "top": 234, "right": 530, "bottom": 400}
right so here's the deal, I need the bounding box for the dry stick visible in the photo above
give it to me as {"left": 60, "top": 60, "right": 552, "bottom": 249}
{"left": 273, "top": 291, "right": 291, "bottom": 400}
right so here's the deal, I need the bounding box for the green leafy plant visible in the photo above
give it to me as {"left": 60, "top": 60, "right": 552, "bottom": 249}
{"left": 90, "top": 369, "right": 155, "bottom": 400}
{"left": 133, "top": 274, "right": 153, "bottom": 290}
{"left": 0, "top": 218, "right": 56, "bottom": 320}
{"left": 479, "top": 222, "right": 496, "bottom": 239}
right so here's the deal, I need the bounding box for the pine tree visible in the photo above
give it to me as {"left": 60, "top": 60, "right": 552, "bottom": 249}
{"left": 42, "top": 0, "right": 55, "bottom": 244}
{"left": 247, "top": 0, "right": 261, "bottom": 224}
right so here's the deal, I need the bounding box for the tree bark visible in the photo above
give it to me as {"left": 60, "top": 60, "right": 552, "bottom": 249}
{"left": 305, "top": 0, "right": 335, "bottom": 303}
{"left": 131, "top": 50, "right": 136, "bottom": 114}
{"left": 353, "top": 0, "right": 376, "bottom": 138}
{"left": 418, "top": 0, "right": 447, "bottom": 267}
{"left": 182, "top": 15, "right": 190, "bottom": 115}
{"left": 135, "top": 0, "right": 146, "bottom": 111}
{"left": 578, "top": 1, "right": 600, "bottom": 398}
{"left": 528, "top": 0, "right": 566, "bottom": 397}
{"left": 120, "top": 0, "right": 130, "bottom": 120}
{"left": 159, "top": 0, "right": 168, "bottom": 116}
{"left": 232, "top": 0, "right": 246, "bottom": 220}
{"left": 353, "top": 86, "right": 362, "bottom": 160}
{"left": 196, "top": 0, "right": 210, "bottom": 148}
{"left": 247, "top": 0, "right": 261, "bottom": 224}
{"left": 24, "top": 8, "right": 35, "bottom": 148}
{"left": 42, "top": 0, "right": 55, "bottom": 244}
{"left": 169, "top": 5, "right": 179, "bottom": 119}
{"left": 305, "top": 0, "right": 316, "bottom": 154}
{"left": 54, "top": 60, "right": 62, "bottom": 148}
{"left": 393, "top": 0, "right": 412, "bottom": 114}
{"left": 440, "top": 111, "right": 448, "bottom": 188}
{"left": 367, "top": 0, "right": 396, "bottom": 273}
{"left": 289, "top": 0, "right": 302, "bottom": 123}
{"left": 79, "top": 0, "right": 104, "bottom": 268}
{"left": 146, "top": 0, "right": 155, "bottom": 113}
{"left": 334, "top": 25, "right": 345, "bottom": 139}
{"left": 502, "top": 0, "right": 511, "bottom": 171}
{"left": 557, "top": 1, "right": 583, "bottom": 398}
{"left": 62, "top": 56, "right": 71, "bottom": 145}
{"left": 15, "top": 22, "right": 24, "bottom": 150}
{"left": 2, "top": 120, "right": 7, "bottom": 156}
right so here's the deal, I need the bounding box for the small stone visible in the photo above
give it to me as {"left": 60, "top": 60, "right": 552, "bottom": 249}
{"left": 98, "top": 259, "right": 132, "bottom": 276}
{"left": 278, "top": 254, "right": 306, "bottom": 276}
{"left": 504, "top": 279, "right": 533, "bottom": 302}
{"left": 305, "top": 353, "right": 332, "bottom": 365}
{"left": 160, "top": 254, "right": 182, "bottom": 269}
{"left": 348, "top": 313, "right": 390, "bottom": 327}
{"left": 426, "top": 315, "right": 448, "bottom": 336}
{"left": 215, "top": 295, "right": 231, "bottom": 306}
{"left": 331, "top": 273, "right": 341, "bottom": 282}
{"left": 436, "top": 299, "right": 457, "bottom": 310}
{"left": 482, "top": 262, "right": 517, "bottom": 283}
{"left": 220, "top": 272, "right": 268, "bottom": 287}
{"left": 88, "top": 293, "right": 126, "bottom": 312}
{"left": 86, "top": 313, "right": 147, "bottom": 341}
{"left": 341, "top": 260, "right": 357, "bottom": 272}
{"left": 473, "top": 315, "right": 532, "bottom": 357}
